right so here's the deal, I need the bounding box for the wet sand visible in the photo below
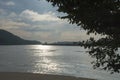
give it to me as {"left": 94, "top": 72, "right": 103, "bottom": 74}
{"left": 0, "top": 72, "right": 96, "bottom": 80}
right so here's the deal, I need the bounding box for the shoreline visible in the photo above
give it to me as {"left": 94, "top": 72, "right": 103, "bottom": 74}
{"left": 0, "top": 72, "right": 96, "bottom": 80}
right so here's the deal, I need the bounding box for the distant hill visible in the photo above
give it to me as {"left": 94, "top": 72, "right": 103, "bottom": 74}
{"left": 0, "top": 29, "right": 41, "bottom": 45}
{"left": 46, "top": 41, "right": 82, "bottom": 46}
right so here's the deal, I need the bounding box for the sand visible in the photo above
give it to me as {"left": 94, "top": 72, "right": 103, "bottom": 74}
{"left": 0, "top": 72, "right": 96, "bottom": 80}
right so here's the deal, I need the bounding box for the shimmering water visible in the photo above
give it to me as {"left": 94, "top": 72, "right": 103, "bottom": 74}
{"left": 0, "top": 45, "right": 120, "bottom": 80}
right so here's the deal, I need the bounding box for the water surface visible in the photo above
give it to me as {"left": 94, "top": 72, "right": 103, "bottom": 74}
{"left": 0, "top": 45, "right": 120, "bottom": 80}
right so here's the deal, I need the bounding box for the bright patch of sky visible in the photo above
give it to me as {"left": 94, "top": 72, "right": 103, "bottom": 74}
{"left": 0, "top": 0, "right": 100, "bottom": 42}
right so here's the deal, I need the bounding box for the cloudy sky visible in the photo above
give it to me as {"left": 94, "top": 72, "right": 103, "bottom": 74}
{"left": 0, "top": 0, "right": 100, "bottom": 42}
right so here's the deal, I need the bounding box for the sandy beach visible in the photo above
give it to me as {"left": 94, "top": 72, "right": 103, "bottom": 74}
{"left": 0, "top": 72, "right": 96, "bottom": 80}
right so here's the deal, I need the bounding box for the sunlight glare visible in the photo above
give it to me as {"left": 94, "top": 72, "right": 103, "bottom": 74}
{"left": 30, "top": 45, "right": 56, "bottom": 56}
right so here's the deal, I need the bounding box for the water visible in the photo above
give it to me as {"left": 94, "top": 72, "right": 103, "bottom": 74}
{"left": 0, "top": 45, "right": 120, "bottom": 80}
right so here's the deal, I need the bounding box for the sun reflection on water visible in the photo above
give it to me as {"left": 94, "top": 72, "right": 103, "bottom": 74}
{"left": 29, "top": 45, "right": 61, "bottom": 73}
{"left": 30, "top": 45, "right": 56, "bottom": 56}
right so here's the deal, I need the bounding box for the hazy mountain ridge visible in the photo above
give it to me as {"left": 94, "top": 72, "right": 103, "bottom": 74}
{"left": 0, "top": 29, "right": 41, "bottom": 45}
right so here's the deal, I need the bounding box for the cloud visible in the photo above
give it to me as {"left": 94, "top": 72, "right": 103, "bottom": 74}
{"left": 0, "top": 19, "right": 30, "bottom": 29}
{"left": 0, "top": 0, "right": 102, "bottom": 42}
{"left": 0, "top": 9, "right": 6, "bottom": 15}
{"left": 4, "top": 29, "right": 34, "bottom": 40}
{"left": 8, "top": 12, "right": 17, "bottom": 18}
{"left": 6, "top": 29, "right": 54, "bottom": 42}
{"left": 60, "top": 31, "right": 84, "bottom": 41}
{"left": 5, "top": 1, "right": 15, "bottom": 6}
{"left": 20, "top": 9, "right": 60, "bottom": 22}
{"left": 60, "top": 30, "right": 102, "bottom": 41}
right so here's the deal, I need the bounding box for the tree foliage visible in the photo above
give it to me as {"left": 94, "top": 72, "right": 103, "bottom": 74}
{"left": 46, "top": 0, "right": 120, "bottom": 73}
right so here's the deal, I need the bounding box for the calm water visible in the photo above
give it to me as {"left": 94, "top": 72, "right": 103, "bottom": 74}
{"left": 0, "top": 45, "right": 120, "bottom": 80}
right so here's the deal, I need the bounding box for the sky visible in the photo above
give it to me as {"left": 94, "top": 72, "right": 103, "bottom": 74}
{"left": 0, "top": 0, "right": 100, "bottom": 42}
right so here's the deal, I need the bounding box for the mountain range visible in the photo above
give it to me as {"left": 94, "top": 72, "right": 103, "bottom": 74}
{"left": 0, "top": 29, "right": 41, "bottom": 45}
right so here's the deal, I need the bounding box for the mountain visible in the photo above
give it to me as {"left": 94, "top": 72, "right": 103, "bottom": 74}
{"left": 0, "top": 29, "right": 41, "bottom": 45}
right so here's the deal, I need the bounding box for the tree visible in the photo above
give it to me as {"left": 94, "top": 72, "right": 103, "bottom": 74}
{"left": 46, "top": 0, "right": 120, "bottom": 73}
